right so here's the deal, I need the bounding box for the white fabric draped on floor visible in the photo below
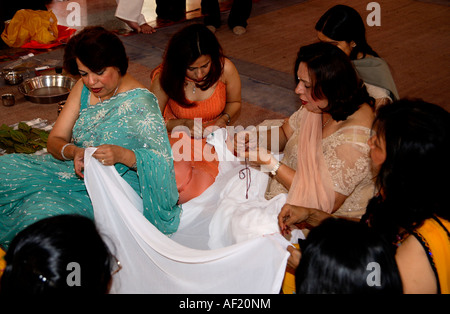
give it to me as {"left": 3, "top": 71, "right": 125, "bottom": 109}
{"left": 84, "top": 129, "right": 291, "bottom": 294}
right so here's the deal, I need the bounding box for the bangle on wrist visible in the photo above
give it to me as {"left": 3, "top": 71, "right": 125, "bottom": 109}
{"left": 221, "top": 112, "right": 231, "bottom": 125}
{"left": 270, "top": 160, "right": 282, "bottom": 176}
{"left": 61, "top": 143, "right": 75, "bottom": 161}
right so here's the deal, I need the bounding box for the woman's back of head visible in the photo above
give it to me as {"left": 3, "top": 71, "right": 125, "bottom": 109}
{"left": 0, "top": 215, "right": 113, "bottom": 294}
{"left": 295, "top": 218, "right": 403, "bottom": 294}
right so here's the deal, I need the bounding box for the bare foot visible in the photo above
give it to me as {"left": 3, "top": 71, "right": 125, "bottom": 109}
{"left": 140, "top": 23, "right": 156, "bottom": 34}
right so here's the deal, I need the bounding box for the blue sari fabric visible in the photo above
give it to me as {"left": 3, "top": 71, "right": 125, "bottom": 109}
{"left": 0, "top": 86, "right": 181, "bottom": 249}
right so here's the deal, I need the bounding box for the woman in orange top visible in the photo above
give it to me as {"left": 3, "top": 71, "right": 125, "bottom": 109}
{"left": 150, "top": 24, "right": 241, "bottom": 203}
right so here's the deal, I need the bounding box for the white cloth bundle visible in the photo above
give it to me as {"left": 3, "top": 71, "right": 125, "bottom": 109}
{"left": 83, "top": 129, "right": 291, "bottom": 294}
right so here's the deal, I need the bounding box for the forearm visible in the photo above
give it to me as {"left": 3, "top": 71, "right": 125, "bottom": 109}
{"left": 47, "top": 137, "right": 81, "bottom": 161}
{"left": 165, "top": 118, "right": 193, "bottom": 132}
{"left": 218, "top": 100, "right": 241, "bottom": 125}
{"left": 271, "top": 163, "right": 296, "bottom": 190}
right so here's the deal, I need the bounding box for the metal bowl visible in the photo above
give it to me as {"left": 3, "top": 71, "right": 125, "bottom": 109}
{"left": 18, "top": 75, "right": 77, "bottom": 104}
{"left": 4, "top": 71, "right": 23, "bottom": 85}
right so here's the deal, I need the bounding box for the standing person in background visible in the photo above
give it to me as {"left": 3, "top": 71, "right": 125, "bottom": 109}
{"left": 201, "top": 0, "right": 252, "bottom": 35}
{"left": 155, "top": 0, "right": 186, "bottom": 21}
{"left": 115, "top": 0, "right": 156, "bottom": 34}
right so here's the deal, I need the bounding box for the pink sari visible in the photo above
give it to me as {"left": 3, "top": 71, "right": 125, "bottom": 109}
{"left": 286, "top": 110, "right": 335, "bottom": 213}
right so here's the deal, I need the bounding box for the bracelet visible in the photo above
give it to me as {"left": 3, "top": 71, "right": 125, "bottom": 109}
{"left": 270, "top": 161, "right": 282, "bottom": 176}
{"left": 130, "top": 162, "right": 137, "bottom": 171}
{"left": 221, "top": 113, "right": 231, "bottom": 125}
{"left": 61, "top": 143, "right": 75, "bottom": 161}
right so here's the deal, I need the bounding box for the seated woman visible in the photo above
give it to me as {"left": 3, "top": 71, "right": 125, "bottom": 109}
{"left": 150, "top": 23, "right": 242, "bottom": 204}
{"left": 315, "top": 4, "right": 399, "bottom": 108}
{"left": 0, "top": 26, "right": 181, "bottom": 249}
{"left": 279, "top": 99, "right": 450, "bottom": 294}
{"left": 203, "top": 42, "right": 375, "bottom": 249}
{"left": 258, "top": 41, "right": 376, "bottom": 220}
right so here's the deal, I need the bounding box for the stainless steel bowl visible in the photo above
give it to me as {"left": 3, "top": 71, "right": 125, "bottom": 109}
{"left": 18, "top": 75, "right": 77, "bottom": 104}
{"left": 4, "top": 71, "right": 23, "bottom": 85}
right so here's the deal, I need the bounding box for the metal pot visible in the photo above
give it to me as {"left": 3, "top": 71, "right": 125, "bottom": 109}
{"left": 4, "top": 71, "right": 23, "bottom": 85}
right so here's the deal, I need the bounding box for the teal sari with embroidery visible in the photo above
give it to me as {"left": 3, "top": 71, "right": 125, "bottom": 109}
{"left": 0, "top": 86, "right": 181, "bottom": 249}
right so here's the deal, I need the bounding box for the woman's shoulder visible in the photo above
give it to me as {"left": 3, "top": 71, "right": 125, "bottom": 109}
{"left": 122, "top": 73, "right": 147, "bottom": 90}
{"left": 222, "top": 58, "right": 239, "bottom": 79}
{"left": 340, "top": 103, "right": 375, "bottom": 129}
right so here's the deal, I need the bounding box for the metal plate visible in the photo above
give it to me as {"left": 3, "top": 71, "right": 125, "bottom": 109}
{"left": 18, "top": 75, "right": 77, "bottom": 104}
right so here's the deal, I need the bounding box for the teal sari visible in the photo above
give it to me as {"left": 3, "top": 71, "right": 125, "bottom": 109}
{"left": 0, "top": 86, "right": 181, "bottom": 249}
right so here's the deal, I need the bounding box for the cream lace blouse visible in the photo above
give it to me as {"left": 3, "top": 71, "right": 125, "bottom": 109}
{"left": 265, "top": 108, "right": 375, "bottom": 218}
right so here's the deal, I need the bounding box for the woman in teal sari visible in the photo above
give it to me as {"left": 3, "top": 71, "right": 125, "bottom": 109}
{"left": 0, "top": 26, "right": 181, "bottom": 249}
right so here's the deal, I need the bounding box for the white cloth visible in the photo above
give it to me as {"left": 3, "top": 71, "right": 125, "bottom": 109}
{"left": 115, "top": 0, "right": 147, "bottom": 25}
{"left": 84, "top": 130, "right": 291, "bottom": 294}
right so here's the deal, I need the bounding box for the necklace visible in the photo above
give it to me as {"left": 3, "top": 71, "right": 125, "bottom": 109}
{"left": 192, "top": 83, "right": 196, "bottom": 94}
{"left": 322, "top": 115, "right": 332, "bottom": 128}
{"left": 98, "top": 80, "right": 121, "bottom": 103}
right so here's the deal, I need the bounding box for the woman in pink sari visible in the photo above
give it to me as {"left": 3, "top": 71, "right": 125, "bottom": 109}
{"left": 237, "top": 42, "right": 375, "bottom": 293}
{"left": 245, "top": 42, "right": 375, "bottom": 219}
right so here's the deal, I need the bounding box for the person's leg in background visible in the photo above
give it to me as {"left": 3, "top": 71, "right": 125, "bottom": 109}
{"left": 156, "top": 0, "right": 186, "bottom": 21}
{"left": 201, "top": 0, "right": 221, "bottom": 32}
{"left": 228, "top": 0, "right": 252, "bottom": 35}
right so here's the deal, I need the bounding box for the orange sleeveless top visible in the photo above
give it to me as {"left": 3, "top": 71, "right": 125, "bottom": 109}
{"left": 413, "top": 216, "right": 450, "bottom": 294}
{"left": 152, "top": 66, "right": 227, "bottom": 124}
{"left": 151, "top": 66, "right": 222, "bottom": 204}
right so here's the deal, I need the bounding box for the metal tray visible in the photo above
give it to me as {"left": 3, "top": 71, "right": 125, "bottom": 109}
{"left": 18, "top": 75, "right": 77, "bottom": 104}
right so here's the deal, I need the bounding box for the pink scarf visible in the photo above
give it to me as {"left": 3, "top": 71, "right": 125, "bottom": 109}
{"left": 286, "top": 109, "right": 335, "bottom": 213}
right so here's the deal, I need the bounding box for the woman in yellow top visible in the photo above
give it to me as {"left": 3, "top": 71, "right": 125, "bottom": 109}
{"left": 279, "top": 99, "right": 450, "bottom": 294}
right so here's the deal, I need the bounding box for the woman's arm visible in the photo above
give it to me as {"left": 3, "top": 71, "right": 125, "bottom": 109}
{"left": 47, "top": 79, "right": 84, "bottom": 161}
{"left": 395, "top": 235, "right": 438, "bottom": 294}
{"left": 216, "top": 58, "right": 241, "bottom": 128}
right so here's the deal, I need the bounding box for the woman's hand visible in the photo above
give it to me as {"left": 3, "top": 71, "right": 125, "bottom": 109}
{"left": 286, "top": 245, "right": 302, "bottom": 272}
{"left": 278, "top": 204, "right": 312, "bottom": 236}
{"left": 73, "top": 146, "right": 86, "bottom": 178}
{"left": 92, "top": 144, "right": 126, "bottom": 166}
{"left": 278, "top": 203, "right": 332, "bottom": 235}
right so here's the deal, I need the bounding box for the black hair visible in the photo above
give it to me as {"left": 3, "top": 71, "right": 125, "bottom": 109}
{"left": 364, "top": 99, "right": 450, "bottom": 241}
{"left": 294, "top": 42, "right": 374, "bottom": 121}
{"left": 295, "top": 218, "right": 403, "bottom": 294}
{"left": 0, "top": 215, "right": 114, "bottom": 294}
{"left": 158, "top": 23, "right": 224, "bottom": 106}
{"left": 63, "top": 26, "right": 128, "bottom": 76}
{"left": 315, "top": 4, "right": 379, "bottom": 60}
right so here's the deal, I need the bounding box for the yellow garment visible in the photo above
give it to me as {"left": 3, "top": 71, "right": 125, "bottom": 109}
{"left": 1, "top": 9, "right": 58, "bottom": 47}
{"left": 414, "top": 216, "right": 450, "bottom": 294}
{"left": 0, "top": 247, "right": 6, "bottom": 279}
{"left": 282, "top": 244, "right": 299, "bottom": 294}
